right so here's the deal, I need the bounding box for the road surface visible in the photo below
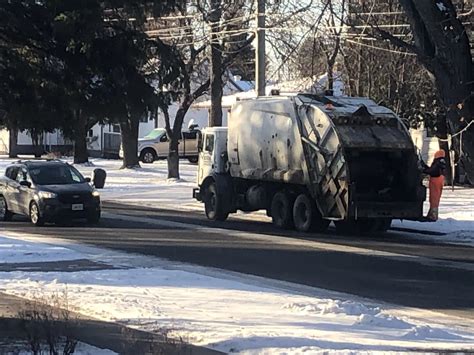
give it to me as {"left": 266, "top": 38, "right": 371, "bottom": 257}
{"left": 4, "top": 201, "right": 474, "bottom": 320}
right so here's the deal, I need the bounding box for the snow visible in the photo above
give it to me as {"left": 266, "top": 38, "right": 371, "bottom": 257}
{"left": 0, "top": 236, "right": 84, "bottom": 264}
{"left": 2, "top": 342, "right": 117, "bottom": 355}
{"left": 0, "top": 233, "right": 473, "bottom": 354}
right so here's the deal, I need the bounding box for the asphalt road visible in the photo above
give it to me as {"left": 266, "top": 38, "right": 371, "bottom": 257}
{"left": 4, "top": 202, "right": 474, "bottom": 320}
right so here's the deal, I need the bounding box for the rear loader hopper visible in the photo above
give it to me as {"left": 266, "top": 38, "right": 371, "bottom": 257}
{"left": 194, "top": 93, "right": 426, "bottom": 234}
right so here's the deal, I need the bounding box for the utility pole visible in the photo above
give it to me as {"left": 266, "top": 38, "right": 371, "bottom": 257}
{"left": 256, "top": 0, "right": 266, "bottom": 97}
{"left": 209, "top": 0, "right": 224, "bottom": 127}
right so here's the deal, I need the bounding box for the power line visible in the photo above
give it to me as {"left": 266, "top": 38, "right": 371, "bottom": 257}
{"left": 344, "top": 38, "right": 416, "bottom": 56}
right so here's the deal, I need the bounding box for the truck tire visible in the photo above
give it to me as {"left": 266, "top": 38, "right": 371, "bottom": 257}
{"left": 0, "top": 196, "right": 13, "bottom": 221}
{"left": 140, "top": 149, "right": 156, "bottom": 164}
{"left": 293, "top": 194, "right": 330, "bottom": 233}
{"left": 271, "top": 191, "right": 294, "bottom": 229}
{"left": 204, "top": 183, "right": 229, "bottom": 221}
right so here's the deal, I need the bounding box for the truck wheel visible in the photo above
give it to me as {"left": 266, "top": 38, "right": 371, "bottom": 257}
{"left": 293, "top": 194, "right": 330, "bottom": 233}
{"left": 0, "top": 196, "right": 13, "bottom": 221}
{"left": 140, "top": 149, "right": 156, "bottom": 164}
{"left": 271, "top": 191, "right": 294, "bottom": 229}
{"left": 30, "top": 201, "right": 45, "bottom": 227}
{"left": 204, "top": 183, "right": 229, "bottom": 221}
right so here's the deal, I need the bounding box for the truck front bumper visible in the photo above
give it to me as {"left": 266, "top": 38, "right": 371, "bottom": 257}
{"left": 193, "top": 188, "right": 202, "bottom": 202}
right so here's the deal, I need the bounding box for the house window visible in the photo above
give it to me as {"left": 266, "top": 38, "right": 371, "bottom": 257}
{"left": 112, "top": 125, "right": 120, "bottom": 133}
{"left": 88, "top": 129, "right": 94, "bottom": 137}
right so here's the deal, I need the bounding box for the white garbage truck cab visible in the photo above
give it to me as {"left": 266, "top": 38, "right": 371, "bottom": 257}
{"left": 193, "top": 93, "right": 426, "bottom": 234}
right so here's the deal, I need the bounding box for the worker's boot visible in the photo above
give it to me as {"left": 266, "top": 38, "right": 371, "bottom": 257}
{"left": 426, "top": 208, "right": 438, "bottom": 222}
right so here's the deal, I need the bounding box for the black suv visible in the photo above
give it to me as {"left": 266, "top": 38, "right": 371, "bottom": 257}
{"left": 0, "top": 160, "right": 101, "bottom": 226}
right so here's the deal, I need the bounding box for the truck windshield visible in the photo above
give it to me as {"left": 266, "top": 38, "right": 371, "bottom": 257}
{"left": 29, "top": 165, "right": 85, "bottom": 185}
{"left": 144, "top": 129, "right": 166, "bottom": 140}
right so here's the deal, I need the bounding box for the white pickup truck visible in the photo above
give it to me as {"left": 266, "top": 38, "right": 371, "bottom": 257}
{"left": 120, "top": 128, "right": 200, "bottom": 164}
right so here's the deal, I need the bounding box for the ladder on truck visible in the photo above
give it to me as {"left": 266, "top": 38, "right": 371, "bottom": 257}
{"left": 294, "top": 102, "right": 348, "bottom": 220}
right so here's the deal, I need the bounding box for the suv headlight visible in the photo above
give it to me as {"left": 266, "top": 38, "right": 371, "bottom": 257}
{"left": 92, "top": 190, "right": 100, "bottom": 197}
{"left": 37, "top": 191, "right": 57, "bottom": 199}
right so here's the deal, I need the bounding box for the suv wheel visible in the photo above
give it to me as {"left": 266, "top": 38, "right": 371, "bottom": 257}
{"left": 140, "top": 149, "right": 156, "bottom": 164}
{"left": 0, "top": 196, "right": 13, "bottom": 221}
{"left": 87, "top": 210, "right": 101, "bottom": 224}
{"left": 30, "top": 201, "right": 45, "bottom": 226}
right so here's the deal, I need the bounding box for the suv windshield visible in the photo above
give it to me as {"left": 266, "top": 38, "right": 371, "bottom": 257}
{"left": 144, "top": 128, "right": 166, "bottom": 140}
{"left": 29, "top": 165, "right": 85, "bottom": 185}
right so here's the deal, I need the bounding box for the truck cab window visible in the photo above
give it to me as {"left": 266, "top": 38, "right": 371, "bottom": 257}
{"left": 204, "top": 134, "right": 215, "bottom": 153}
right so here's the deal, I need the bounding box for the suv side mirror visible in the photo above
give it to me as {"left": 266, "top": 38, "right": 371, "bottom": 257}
{"left": 20, "top": 180, "right": 31, "bottom": 188}
{"left": 85, "top": 177, "right": 91, "bottom": 183}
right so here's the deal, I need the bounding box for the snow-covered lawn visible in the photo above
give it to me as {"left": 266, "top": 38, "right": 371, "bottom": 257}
{"left": 1, "top": 233, "right": 474, "bottom": 354}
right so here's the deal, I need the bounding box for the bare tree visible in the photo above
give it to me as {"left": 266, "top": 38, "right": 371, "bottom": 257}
{"left": 348, "top": 0, "right": 474, "bottom": 180}
{"left": 153, "top": 0, "right": 255, "bottom": 179}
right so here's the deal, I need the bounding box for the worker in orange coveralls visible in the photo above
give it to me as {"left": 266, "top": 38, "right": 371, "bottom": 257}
{"left": 422, "top": 150, "right": 447, "bottom": 221}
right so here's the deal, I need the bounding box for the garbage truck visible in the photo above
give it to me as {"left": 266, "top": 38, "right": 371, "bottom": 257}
{"left": 193, "top": 93, "right": 426, "bottom": 234}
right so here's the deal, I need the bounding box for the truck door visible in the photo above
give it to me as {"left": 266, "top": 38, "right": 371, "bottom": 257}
{"left": 198, "top": 133, "right": 215, "bottom": 186}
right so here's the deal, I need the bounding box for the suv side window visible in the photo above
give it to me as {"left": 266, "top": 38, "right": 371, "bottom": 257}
{"left": 6, "top": 167, "right": 19, "bottom": 180}
{"left": 16, "top": 168, "right": 27, "bottom": 183}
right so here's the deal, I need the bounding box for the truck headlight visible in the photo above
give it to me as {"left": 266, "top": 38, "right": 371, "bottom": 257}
{"left": 37, "top": 191, "right": 57, "bottom": 199}
{"left": 92, "top": 190, "right": 100, "bottom": 197}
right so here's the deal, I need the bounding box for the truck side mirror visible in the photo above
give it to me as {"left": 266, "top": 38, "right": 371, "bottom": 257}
{"left": 198, "top": 132, "right": 203, "bottom": 152}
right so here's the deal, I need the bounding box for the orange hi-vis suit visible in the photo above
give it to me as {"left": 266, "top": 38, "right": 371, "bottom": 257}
{"left": 424, "top": 150, "right": 446, "bottom": 221}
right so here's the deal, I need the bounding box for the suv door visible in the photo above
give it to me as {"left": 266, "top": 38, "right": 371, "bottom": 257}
{"left": 5, "top": 166, "right": 21, "bottom": 213}
{"left": 15, "top": 167, "right": 33, "bottom": 215}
